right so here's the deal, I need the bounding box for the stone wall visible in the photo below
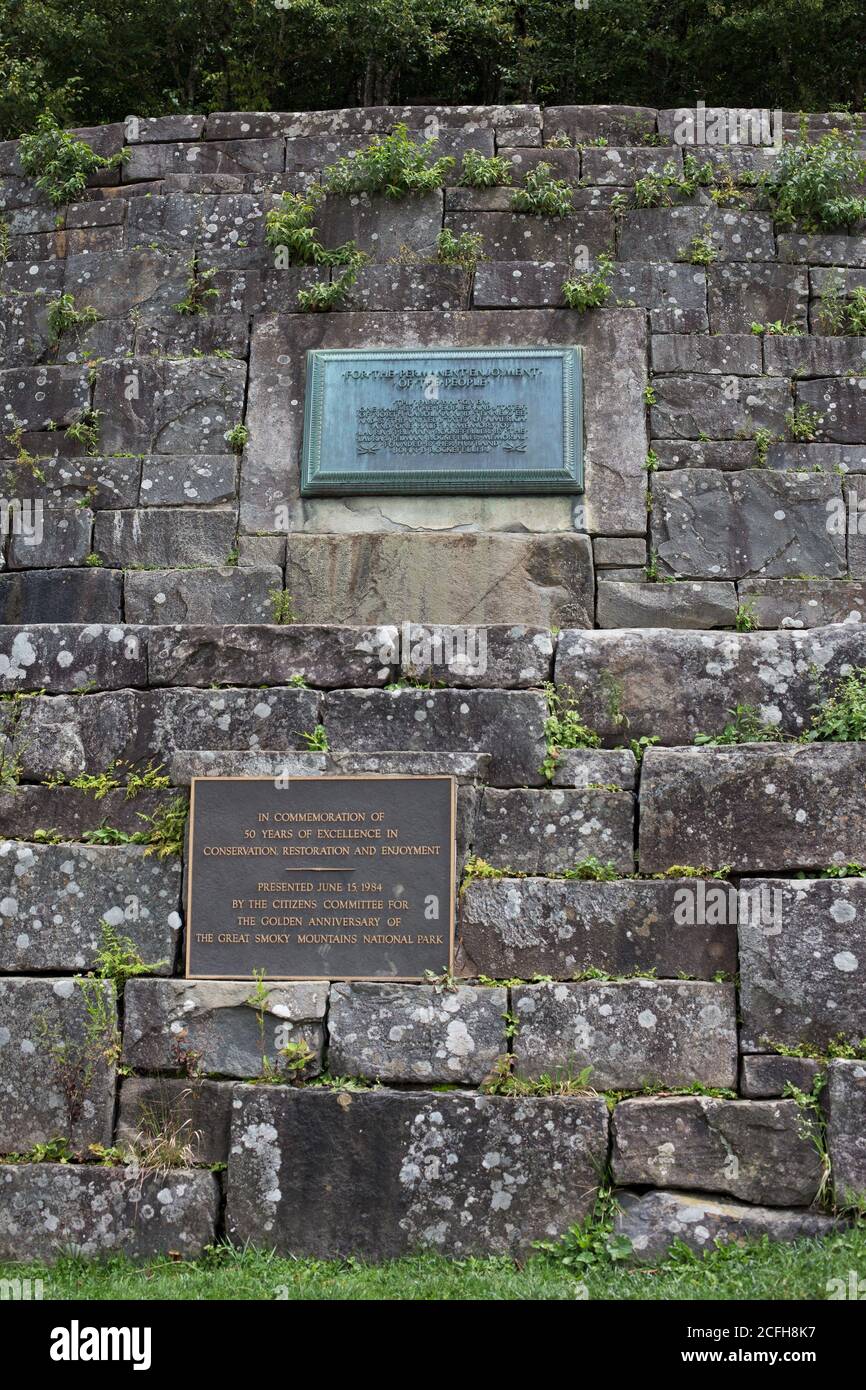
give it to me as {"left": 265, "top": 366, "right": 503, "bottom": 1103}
{"left": 0, "top": 104, "right": 865, "bottom": 1264}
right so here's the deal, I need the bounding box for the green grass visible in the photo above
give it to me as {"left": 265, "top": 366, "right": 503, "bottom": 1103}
{"left": 2, "top": 1226, "right": 864, "bottom": 1300}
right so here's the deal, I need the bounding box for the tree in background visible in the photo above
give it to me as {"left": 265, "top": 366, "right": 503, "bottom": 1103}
{"left": 1, "top": 0, "right": 863, "bottom": 142}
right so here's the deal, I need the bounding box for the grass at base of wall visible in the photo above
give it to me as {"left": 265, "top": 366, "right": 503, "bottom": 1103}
{"left": 2, "top": 1226, "right": 864, "bottom": 1301}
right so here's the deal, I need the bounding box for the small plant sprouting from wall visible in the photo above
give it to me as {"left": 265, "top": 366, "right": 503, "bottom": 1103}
{"left": 299, "top": 724, "right": 329, "bottom": 752}
{"left": 562, "top": 254, "right": 614, "bottom": 311}
{"left": 458, "top": 151, "right": 513, "bottom": 188}
{"left": 436, "top": 228, "right": 483, "bottom": 271}
{"left": 65, "top": 408, "right": 102, "bottom": 455}
{"left": 224, "top": 422, "right": 249, "bottom": 453}
{"left": 541, "top": 682, "right": 601, "bottom": 781}
{"left": 47, "top": 293, "right": 99, "bottom": 343}
{"left": 817, "top": 276, "right": 866, "bottom": 335}
{"left": 269, "top": 589, "right": 296, "bottom": 624}
{"left": 173, "top": 257, "right": 219, "bottom": 316}
{"left": 805, "top": 667, "right": 866, "bottom": 742}
{"left": 786, "top": 404, "right": 822, "bottom": 442}
{"left": 762, "top": 127, "right": 866, "bottom": 233}
{"left": 19, "top": 115, "right": 127, "bottom": 206}
{"left": 511, "top": 162, "right": 574, "bottom": 217}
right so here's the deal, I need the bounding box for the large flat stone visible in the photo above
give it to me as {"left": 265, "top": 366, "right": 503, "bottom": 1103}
{"left": 0, "top": 976, "right": 116, "bottom": 1152}
{"left": 93, "top": 358, "right": 246, "bottom": 454}
{"left": 0, "top": 570, "right": 123, "bottom": 624}
{"left": 597, "top": 580, "right": 737, "bottom": 628}
{"left": 739, "top": 579, "right": 866, "bottom": 629}
{"left": 472, "top": 788, "right": 634, "bottom": 874}
{"left": 511, "top": 980, "right": 737, "bottom": 1090}
{"left": 0, "top": 623, "right": 145, "bottom": 693}
{"left": 740, "top": 1054, "right": 822, "bottom": 1099}
{"left": 116, "top": 1077, "right": 235, "bottom": 1166}
{"left": 739, "top": 878, "right": 866, "bottom": 1052}
{"left": 323, "top": 688, "right": 547, "bottom": 787}
{"left": 639, "top": 744, "right": 866, "bottom": 873}
{"left": 0, "top": 1165, "right": 219, "bottom": 1260}
{"left": 0, "top": 842, "right": 180, "bottom": 974}
{"left": 93, "top": 509, "right": 238, "bottom": 568}
{"left": 826, "top": 1060, "right": 866, "bottom": 1204}
{"left": 225, "top": 1087, "right": 608, "bottom": 1258}
{"left": 615, "top": 1189, "right": 837, "bottom": 1263}
{"left": 396, "top": 624, "right": 553, "bottom": 688}
{"left": 707, "top": 262, "right": 809, "bottom": 334}
{"left": 148, "top": 624, "right": 397, "bottom": 687}
{"left": 797, "top": 377, "right": 866, "bottom": 443}
{"left": 285, "top": 533, "right": 594, "bottom": 627}
{"left": 122, "top": 979, "right": 327, "bottom": 1078}
{"left": 612, "top": 1097, "right": 820, "bottom": 1205}
{"left": 459, "top": 878, "right": 737, "bottom": 980}
{"left": 652, "top": 470, "right": 845, "bottom": 580}
{"left": 327, "top": 982, "right": 507, "bottom": 1083}
{"left": 124, "top": 569, "right": 280, "bottom": 624}
{"left": 555, "top": 625, "right": 866, "bottom": 744}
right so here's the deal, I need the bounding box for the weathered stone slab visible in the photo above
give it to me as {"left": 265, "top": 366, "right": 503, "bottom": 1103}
{"left": 555, "top": 625, "right": 866, "bottom": 744}
{"left": 639, "top": 745, "right": 866, "bottom": 873}
{"left": 777, "top": 234, "right": 866, "bottom": 266}
{"left": 0, "top": 842, "right": 180, "bottom": 974}
{"left": 0, "top": 1165, "right": 219, "bottom": 1261}
{"left": 124, "top": 567, "right": 281, "bottom": 624}
{"left": 62, "top": 249, "right": 189, "bottom": 319}
{"left": 651, "top": 334, "right": 762, "bottom": 375}
{"left": 0, "top": 786, "right": 175, "bottom": 843}
{"left": 650, "top": 378, "right": 789, "bottom": 440}
{"left": 0, "top": 453, "right": 140, "bottom": 509}
{"left": 796, "top": 377, "right": 866, "bottom": 444}
{"left": 124, "top": 138, "right": 284, "bottom": 182}
{"left": 511, "top": 980, "right": 737, "bottom": 1090}
{"left": 148, "top": 624, "right": 397, "bottom": 687}
{"left": 472, "top": 788, "right": 634, "bottom": 875}
{"left": 740, "top": 1054, "right": 822, "bottom": 1099}
{"left": 474, "top": 259, "right": 707, "bottom": 330}
{"left": 739, "top": 878, "right": 866, "bottom": 1052}
{"left": 328, "top": 982, "right": 506, "bottom": 1083}
{"left": 619, "top": 208, "right": 775, "bottom": 262}
{"left": 582, "top": 145, "right": 682, "bottom": 186}
{"left": 122, "top": 979, "right": 327, "bottom": 1077}
{"left": 138, "top": 455, "right": 237, "bottom": 505}
{"left": 615, "top": 1189, "right": 837, "bottom": 1263}
{"left": 594, "top": 537, "right": 646, "bottom": 568}
{"left": 597, "top": 580, "right": 737, "bottom": 628}
{"left": 226, "top": 1086, "right": 609, "bottom": 1258}
{"left": 550, "top": 748, "right": 637, "bottom": 790}
{"left": 826, "top": 1060, "right": 866, "bottom": 1204}
{"left": 459, "top": 879, "right": 737, "bottom": 981}
{"left": 0, "top": 365, "right": 90, "bottom": 431}
{"left": 94, "top": 509, "right": 237, "bottom": 568}
{"left": 764, "top": 336, "right": 866, "bottom": 378}
{"left": 340, "top": 265, "right": 471, "bottom": 312}
{"left": 0, "top": 623, "right": 145, "bottom": 692}
{"left": 93, "top": 358, "right": 246, "bottom": 454}
{"left": 707, "top": 262, "right": 808, "bottom": 333}
{"left": 652, "top": 440, "right": 756, "bottom": 470}
{"left": 323, "top": 688, "right": 547, "bottom": 787}
{"left": 285, "top": 533, "right": 594, "bottom": 627}
{"left": 149, "top": 686, "right": 320, "bottom": 753}
{"left": 397, "top": 624, "right": 553, "bottom": 688}
{"left": 544, "top": 106, "right": 657, "bottom": 144}
{"left": 166, "top": 750, "right": 327, "bottom": 784}
{"left": 315, "top": 191, "right": 443, "bottom": 262}
{"left": 302, "top": 493, "right": 575, "bottom": 535}
{"left": 612, "top": 1097, "right": 820, "bottom": 1205}
{"left": 0, "top": 976, "right": 116, "bottom": 1151}
{"left": 116, "top": 1077, "right": 235, "bottom": 1166}
{"left": 738, "top": 579, "right": 866, "bottom": 628}
{"left": 652, "top": 470, "right": 845, "bottom": 579}
{"left": 7, "top": 504, "right": 93, "bottom": 569}
{"left": 445, "top": 210, "right": 611, "bottom": 264}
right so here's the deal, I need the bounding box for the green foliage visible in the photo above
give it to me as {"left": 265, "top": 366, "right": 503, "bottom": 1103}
{"left": 817, "top": 277, "right": 866, "bottom": 335}
{"left": 268, "top": 589, "right": 297, "bottom": 624}
{"left": 65, "top": 408, "right": 101, "bottom": 454}
{"left": 627, "top": 734, "right": 660, "bottom": 763}
{"left": 753, "top": 426, "right": 777, "bottom": 465}
{"left": 297, "top": 261, "right": 365, "bottom": 312}
{"left": 93, "top": 920, "right": 166, "bottom": 990}
{"left": 322, "top": 124, "right": 454, "bottom": 198}
{"left": 511, "top": 162, "right": 573, "bottom": 217}
{"left": 784, "top": 1075, "right": 832, "bottom": 1207}
{"left": 458, "top": 150, "right": 512, "bottom": 188}
{"left": 805, "top": 667, "right": 866, "bottom": 741}
{"left": 679, "top": 233, "right": 717, "bottom": 265}
{"left": 436, "top": 228, "right": 483, "bottom": 270}
{"left": 5, "top": 424, "right": 47, "bottom": 483}
{"left": 821, "top": 862, "right": 866, "bottom": 878}
{"left": 694, "top": 703, "right": 788, "bottom": 746}
{"left": 735, "top": 600, "right": 759, "bottom": 632}
{"left": 534, "top": 1188, "right": 632, "bottom": 1268}
{"left": 561, "top": 254, "right": 614, "bottom": 311}
{"left": 224, "top": 422, "right": 249, "bottom": 453}
{"left": 18, "top": 114, "right": 126, "bottom": 204}
{"left": 750, "top": 319, "right": 803, "bottom": 336}
{"left": 541, "top": 681, "right": 601, "bottom": 781}
{"left": 46, "top": 292, "right": 99, "bottom": 342}
{"left": 632, "top": 154, "right": 711, "bottom": 209}
{"left": 137, "top": 795, "right": 189, "bottom": 858}
{"left": 481, "top": 1053, "right": 595, "bottom": 1097}
{"left": 762, "top": 128, "right": 866, "bottom": 232}
{"left": 560, "top": 857, "right": 619, "bottom": 882}
{"left": 299, "top": 724, "right": 329, "bottom": 752}
{"left": 173, "top": 258, "right": 219, "bottom": 316}
{"left": 786, "top": 404, "right": 822, "bottom": 441}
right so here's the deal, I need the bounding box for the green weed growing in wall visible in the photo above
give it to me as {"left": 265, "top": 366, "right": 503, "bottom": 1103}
{"left": 19, "top": 115, "right": 127, "bottom": 206}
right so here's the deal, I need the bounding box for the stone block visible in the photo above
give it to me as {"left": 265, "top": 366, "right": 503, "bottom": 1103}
{"left": 707, "top": 263, "right": 809, "bottom": 333}
{"left": 511, "top": 980, "right": 737, "bottom": 1090}
{"left": 93, "top": 358, "right": 246, "bottom": 454}
{"left": 615, "top": 1189, "right": 836, "bottom": 1263}
{"left": 739, "top": 877, "right": 866, "bottom": 1052}
{"left": 738, "top": 579, "right": 866, "bottom": 629}
{"left": 650, "top": 377, "right": 789, "bottom": 440}
{"left": 397, "top": 624, "right": 553, "bottom": 688}
{"left": 543, "top": 106, "right": 657, "bottom": 145}
{"left": 0, "top": 1165, "right": 219, "bottom": 1261}
{"left": 597, "top": 581, "right": 738, "bottom": 628}
{"left": 651, "top": 334, "right": 762, "bottom": 375}
{"left": 323, "top": 688, "right": 548, "bottom": 787}
{"left": 472, "top": 788, "right": 635, "bottom": 875}
{"left": 611, "top": 1097, "right": 820, "bottom": 1204}
{"left": 0, "top": 622, "right": 145, "bottom": 693}
{"left": 225, "top": 1086, "right": 609, "bottom": 1258}
{"left": 0, "top": 976, "right": 116, "bottom": 1152}
{"left": 740, "top": 1054, "right": 822, "bottom": 1099}
{"left": 124, "top": 567, "right": 281, "bottom": 624}
{"left": 0, "top": 365, "right": 90, "bottom": 431}
{"left": 122, "top": 979, "right": 327, "bottom": 1077}
{"left": 0, "top": 567, "right": 121, "bottom": 630}
{"left": 147, "top": 624, "right": 396, "bottom": 688}
{"left": 0, "top": 842, "right": 180, "bottom": 974}
{"left": 618, "top": 207, "right": 775, "bottom": 262}
{"left": 327, "top": 982, "right": 507, "bottom": 1083}
{"left": 639, "top": 744, "right": 866, "bottom": 873}
{"left": 116, "top": 1077, "right": 235, "bottom": 1166}
{"left": 93, "top": 509, "right": 237, "bottom": 568}
{"left": 826, "top": 1059, "right": 866, "bottom": 1203}
{"left": 549, "top": 748, "right": 638, "bottom": 790}
{"left": 459, "top": 878, "right": 737, "bottom": 981}
{"left": 796, "top": 377, "right": 866, "bottom": 444}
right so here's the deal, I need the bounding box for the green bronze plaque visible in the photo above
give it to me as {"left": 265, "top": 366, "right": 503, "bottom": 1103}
{"left": 300, "top": 346, "right": 584, "bottom": 495}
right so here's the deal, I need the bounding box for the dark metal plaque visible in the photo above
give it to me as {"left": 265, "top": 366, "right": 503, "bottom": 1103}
{"left": 185, "top": 776, "right": 455, "bottom": 980}
{"left": 300, "top": 346, "right": 583, "bottom": 495}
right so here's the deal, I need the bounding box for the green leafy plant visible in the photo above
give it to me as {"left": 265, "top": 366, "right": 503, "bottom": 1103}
{"left": 268, "top": 589, "right": 296, "bottom": 623}
{"left": 322, "top": 124, "right": 454, "bottom": 198}
{"left": 816, "top": 276, "right": 866, "bottom": 335}
{"left": 5, "top": 424, "right": 47, "bottom": 484}
{"left": 47, "top": 293, "right": 99, "bottom": 343}
{"left": 511, "top": 162, "right": 573, "bottom": 217}
{"left": 137, "top": 795, "right": 189, "bottom": 858}
{"left": 19, "top": 114, "right": 127, "bottom": 205}
{"left": 694, "top": 703, "right": 788, "bottom": 746}
{"left": 750, "top": 319, "right": 803, "bottom": 336}
{"left": 784, "top": 1076, "right": 832, "bottom": 1207}
{"left": 297, "top": 260, "right": 365, "bottom": 312}
{"left": 93, "top": 920, "right": 166, "bottom": 990}
{"left": 735, "top": 600, "right": 759, "bottom": 632}
{"left": 753, "top": 426, "right": 777, "bottom": 465}
{"left": 481, "top": 1053, "right": 595, "bottom": 1097}
{"left": 458, "top": 150, "right": 512, "bottom": 188}
{"left": 560, "top": 856, "right": 619, "bottom": 882}
{"left": 299, "top": 724, "right": 329, "bottom": 752}
{"left": 173, "top": 257, "right": 219, "bottom": 316}
{"left": 534, "top": 1187, "right": 631, "bottom": 1267}
{"left": 804, "top": 667, "right": 866, "bottom": 741}
{"left": 224, "top": 422, "right": 249, "bottom": 453}
{"left": 561, "top": 254, "right": 614, "bottom": 311}
{"left": 436, "top": 228, "right": 483, "bottom": 270}
{"left": 786, "top": 404, "right": 822, "bottom": 441}
{"left": 265, "top": 189, "right": 361, "bottom": 268}
{"left": 65, "top": 408, "right": 101, "bottom": 454}
{"left": 541, "top": 681, "right": 601, "bottom": 781}
{"left": 762, "top": 127, "right": 866, "bottom": 232}
{"left": 679, "top": 233, "right": 717, "bottom": 265}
